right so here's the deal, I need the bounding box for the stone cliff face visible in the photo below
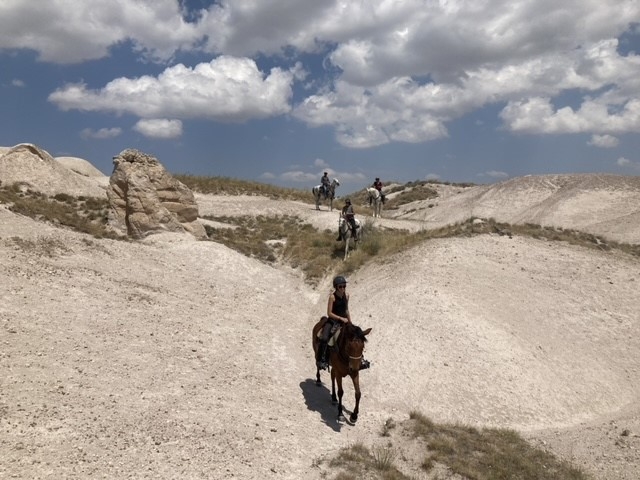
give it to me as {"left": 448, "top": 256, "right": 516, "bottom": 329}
{"left": 107, "top": 148, "right": 206, "bottom": 239}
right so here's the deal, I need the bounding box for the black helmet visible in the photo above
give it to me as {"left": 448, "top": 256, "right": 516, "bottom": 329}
{"left": 324, "top": 171, "right": 328, "bottom": 175}
{"left": 375, "top": 177, "right": 379, "bottom": 181}
{"left": 333, "top": 276, "right": 348, "bottom": 288}
{"left": 345, "top": 198, "right": 351, "bottom": 204}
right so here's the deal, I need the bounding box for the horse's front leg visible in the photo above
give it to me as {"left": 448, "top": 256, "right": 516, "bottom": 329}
{"left": 336, "top": 376, "right": 345, "bottom": 420}
{"left": 315, "top": 366, "right": 321, "bottom": 385}
{"left": 350, "top": 374, "right": 361, "bottom": 423}
{"left": 343, "top": 238, "right": 349, "bottom": 261}
{"left": 331, "top": 369, "right": 338, "bottom": 404}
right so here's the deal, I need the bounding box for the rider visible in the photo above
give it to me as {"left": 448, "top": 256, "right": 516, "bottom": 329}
{"left": 371, "top": 177, "right": 386, "bottom": 204}
{"left": 337, "top": 198, "right": 357, "bottom": 241}
{"left": 321, "top": 172, "right": 331, "bottom": 197}
{"left": 316, "top": 275, "right": 370, "bottom": 371}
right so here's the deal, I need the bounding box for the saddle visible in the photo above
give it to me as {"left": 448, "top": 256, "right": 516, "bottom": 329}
{"left": 316, "top": 322, "right": 341, "bottom": 346}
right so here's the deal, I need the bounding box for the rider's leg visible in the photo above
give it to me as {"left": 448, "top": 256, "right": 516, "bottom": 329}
{"left": 316, "top": 322, "right": 332, "bottom": 368}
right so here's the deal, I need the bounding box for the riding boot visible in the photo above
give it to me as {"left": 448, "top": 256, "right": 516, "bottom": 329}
{"left": 360, "top": 358, "right": 371, "bottom": 370}
{"left": 316, "top": 341, "right": 329, "bottom": 370}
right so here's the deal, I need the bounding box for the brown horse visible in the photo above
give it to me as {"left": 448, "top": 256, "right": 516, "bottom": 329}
{"left": 312, "top": 317, "right": 372, "bottom": 423}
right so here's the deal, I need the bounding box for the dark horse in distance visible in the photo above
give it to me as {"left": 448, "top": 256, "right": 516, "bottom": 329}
{"left": 312, "top": 317, "right": 371, "bottom": 423}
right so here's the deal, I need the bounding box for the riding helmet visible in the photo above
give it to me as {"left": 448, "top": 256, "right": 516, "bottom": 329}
{"left": 333, "top": 275, "right": 348, "bottom": 288}
{"left": 345, "top": 198, "right": 351, "bottom": 204}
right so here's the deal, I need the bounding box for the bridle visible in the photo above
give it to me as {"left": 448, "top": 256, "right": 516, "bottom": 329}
{"left": 337, "top": 333, "right": 364, "bottom": 372}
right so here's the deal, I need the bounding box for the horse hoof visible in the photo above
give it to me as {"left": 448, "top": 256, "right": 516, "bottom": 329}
{"left": 350, "top": 414, "right": 358, "bottom": 423}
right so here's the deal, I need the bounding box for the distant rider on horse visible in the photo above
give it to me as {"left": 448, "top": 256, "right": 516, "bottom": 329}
{"left": 321, "top": 172, "right": 331, "bottom": 197}
{"left": 337, "top": 198, "right": 357, "bottom": 241}
{"left": 371, "top": 177, "right": 386, "bottom": 204}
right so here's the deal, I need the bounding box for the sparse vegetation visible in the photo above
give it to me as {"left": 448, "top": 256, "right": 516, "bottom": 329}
{"left": 203, "top": 208, "right": 639, "bottom": 286}
{"left": 175, "top": 174, "right": 313, "bottom": 202}
{"left": 318, "top": 414, "right": 590, "bottom": 480}
{"left": 0, "top": 183, "right": 117, "bottom": 238}
{"left": 408, "top": 411, "right": 589, "bottom": 479}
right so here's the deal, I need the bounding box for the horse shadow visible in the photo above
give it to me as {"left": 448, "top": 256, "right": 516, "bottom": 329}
{"left": 300, "top": 378, "right": 355, "bottom": 431}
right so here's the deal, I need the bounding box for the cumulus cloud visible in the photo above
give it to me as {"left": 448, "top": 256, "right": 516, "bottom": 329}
{"left": 0, "top": 0, "right": 201, "bottom": 64}
{"left": 80, "top": 127, "right": 122, "bottom": 140}
{"left": 588, "top": 134, "right": 619, "bottom": 148}
{"left": 133, "top": 119, "right": 182, "bottom": 139}
{"left": 616, "top": 156, "right": 640, "bottom": 170}
{"left": 483, "top": 171, "right": 510, "bottom": 179}
{"left": 6, "top": 0, "right": 640, "bottom": 150}
{"left": 279, "top": 169, "right": 366, "bottom": 184}
{"left": 49, "top": 57, "right": 295, "bottom": 122}
{"left": 11, "top": 79, "right": 25, "bottom": 88}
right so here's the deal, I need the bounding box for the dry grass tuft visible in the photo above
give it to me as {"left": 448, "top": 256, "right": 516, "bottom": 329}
{"left": 408, "top": 411, "right": 590, "bottom": 479}
{"left": 0, "top": 183, "right": 118, "bottom": 238}
{"left": 175, "top": 174, "right": 313, "bottom": 202}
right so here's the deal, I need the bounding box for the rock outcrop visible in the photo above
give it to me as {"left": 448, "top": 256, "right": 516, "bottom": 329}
{"left": 0, "top": 143, "right": 107, "bottom": 198}
{"left": 107, "top": 148, "right": 206, "bottom": 240}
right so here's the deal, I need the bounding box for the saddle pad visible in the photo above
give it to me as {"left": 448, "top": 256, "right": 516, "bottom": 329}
{"left": 328, "top": 327, "right": 341, "bottom": 347}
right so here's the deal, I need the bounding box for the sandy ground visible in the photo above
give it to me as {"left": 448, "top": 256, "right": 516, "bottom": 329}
{"left": 1, "top": 163, "right": 640, "bottom": 479}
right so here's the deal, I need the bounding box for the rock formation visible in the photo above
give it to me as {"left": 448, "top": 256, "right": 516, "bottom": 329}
{"left": 107, "top": 148, "right": 206, "bottom": 240}
{"left": 0, "top": 143, "right": 107, "bottom": 198}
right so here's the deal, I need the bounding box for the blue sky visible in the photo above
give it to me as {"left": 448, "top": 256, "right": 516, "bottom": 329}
{"left": 1, "top": 1, "right": 640, "bottom": 194}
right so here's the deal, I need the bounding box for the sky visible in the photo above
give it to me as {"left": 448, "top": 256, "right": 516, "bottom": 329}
{"left": 1, "top": 0, "right": 640, "bottom": 195}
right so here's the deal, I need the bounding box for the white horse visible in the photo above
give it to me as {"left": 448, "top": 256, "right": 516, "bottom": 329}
{"left": 367, "top": 187, "right": 382, "bottom": 218}
{"left": 338, "top": 216, "right": 362, "bottom": 261}
{"left": 312, "top": 178, "right": 340, "bottom": 211}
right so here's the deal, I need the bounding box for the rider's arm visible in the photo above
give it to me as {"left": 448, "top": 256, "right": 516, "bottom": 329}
{"left": 345, "top": 293, "right": 352, "bottom": 323}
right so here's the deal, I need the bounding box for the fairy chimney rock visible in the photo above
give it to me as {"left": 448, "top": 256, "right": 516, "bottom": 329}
{"left": 107, "top": 149, "right": 206, "bottom": 239}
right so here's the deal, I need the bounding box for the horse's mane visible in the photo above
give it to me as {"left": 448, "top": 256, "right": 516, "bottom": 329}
{"left": 343, "top": 322, "right": 368, "bottom": 343}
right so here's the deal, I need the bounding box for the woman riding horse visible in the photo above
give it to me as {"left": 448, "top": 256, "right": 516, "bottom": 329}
{"left": 312, "top": 305, "right": 372, "bottom": 423}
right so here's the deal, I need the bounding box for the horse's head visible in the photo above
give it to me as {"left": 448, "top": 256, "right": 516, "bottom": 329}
{"left": 341, "top": 323, "right": 371, "bottom": 373}
{"left": 332, "top": 178, "right": 340, "bottom": 188}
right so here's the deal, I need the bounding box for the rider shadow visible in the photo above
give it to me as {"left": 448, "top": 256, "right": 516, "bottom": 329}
{"left": 300, "top": 378, "right": 354, "bottom": 431}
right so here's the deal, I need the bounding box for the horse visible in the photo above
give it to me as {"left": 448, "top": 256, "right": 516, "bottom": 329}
{"left": 338, "top": 215, "right": 361, "bottom": 261}
{"left": 312, "top": 317, "right": 372, "bottom": 423}
{"left": 367, "top": 187, "right": 382, "bottom": 218}
{"left": 312, "top": 178, "right": 340, "bottom": 211}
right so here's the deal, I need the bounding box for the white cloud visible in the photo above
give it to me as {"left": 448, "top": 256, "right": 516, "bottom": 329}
{"left": 500, "top": 96, "right": 640, "bottom": 134}
{"left": 80, "top": 127, "right": 122, "bottom": 140}
{"left": 6, "top": 0, "right": 640, "bottom": 149}
{"left": 49, "top": 57, "right": 294, "bottom": 122}
{"left": 280, "top": 171, "right": 317, "bottom": 183}
{"left": 133, "top": 119, "right": 182, "bottom": 139}
{"left": 314, "top": 158, "right": 330, "bottom": 168}
{"left": 588, "top": 134, "right": 619, "bottom": 148}
{"left": 11, "top": 79, "right": 25, "bottom": 87}
{"left": 279, "top": 169, "right": 366, "bottom": 184}
{"left": 616, "top": 156, "right": 640, "bottom": 170}
{"left": 0, "top": 0, "right": 201, "bottom": 64}
{"left": 483, "top": 171, "right": 509, "bottom": 179}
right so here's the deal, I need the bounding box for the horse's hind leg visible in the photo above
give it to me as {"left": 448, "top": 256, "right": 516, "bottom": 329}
{"left": 331, "top": 370, "right": 338, "bottom": 404}
{"left": 315, "top": 367, "right": 321, "bottom": 385}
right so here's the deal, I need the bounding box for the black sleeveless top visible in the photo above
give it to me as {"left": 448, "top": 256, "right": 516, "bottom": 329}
{"left": 331, "top": 292, "right": 349, "bottom": 318}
